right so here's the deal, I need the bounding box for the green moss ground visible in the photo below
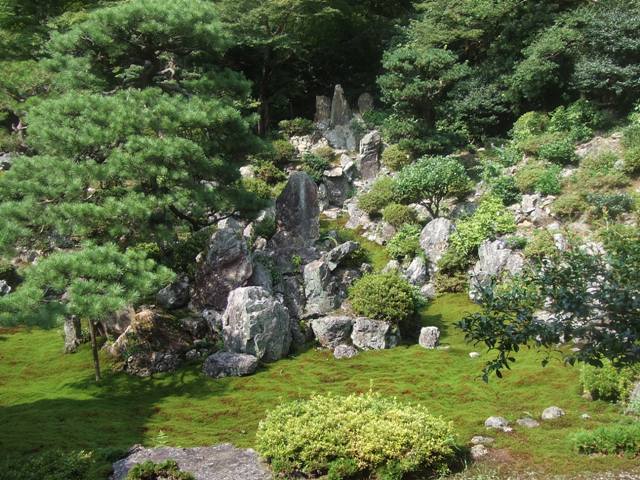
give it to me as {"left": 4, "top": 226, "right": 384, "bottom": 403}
{"left": 0, "top": 293, "right": 636, "bottom": 478}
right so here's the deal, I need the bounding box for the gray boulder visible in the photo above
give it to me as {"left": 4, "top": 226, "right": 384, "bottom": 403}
{"left": 469, "top": 240, "right": 524, "bottom": 301}
{"left": 276, "top": 275, "right": 306, "bottom": 320}
{"left": 356, "top": 131, "right": 381, "bottom": 180}
{"left": 311, "top": 316, "right": 354, "bottom": 349}
{"left": 334, "top": 344, "right": 359, "bottom": 359}
{"left": 0, "top": 280, "right": 10, "bottom": 296}
{"left": 0, "top": 153, "right": 12, "bottom": 171}
{"left": 330, "top": 84, "right": 352, "bottom": 127}
{"left": 516, "top": 417, "right": 540, "bottom": 428}
{"left": 351, "top": 318, "right": 400, "bottom": 350}
{"left": 156, "top": 276, "right": 190, "bottom": 310}
{"left": 303, "top": 260, "right": 340, "bottom": 317}
{"left": 111, "top": 444, "right": 273, "bottom": 480}
{"left": 322, "top": 167, "right": 351, "bottom": 207}
{"left": 203, "top": 352, "right": 258, "bottom": 379}
{"left": 248, "top": 259, "right": 274, "bottom": 293}
{"left": 63, "top": 316, "right": 82, "bottom": 353}
{"left": 419, "top": 326, "right": 440, "bottom": 349}
{"left": 193, "top": 228, "right": 253, "bottom": 310}
{"left": 626, "top": 381, "right": 640, "bottom": 415}
{"left": 357, "top": 93, "right": 374, "bottom": 115}
{"left": 420, "top": 218, "right": 454, "bottom": 274}
{"left": 405, "top": 256, "right": 428, "bottom": 286}
{"left": 484, "top": 416, "right": 510, "bottom": 430}
{"left": 315, "top": 95, "right": 331, "bottom": 124}
{"left": 471, "top": 436, "right": 494, "bottom": 445}
{"left": 325, "top": 241, "right": 359, "bottom": 271}
{"left": 470, "top": 444, "right": 489, "bottom": 460}
{"left": 541, "top": 406, "right": 565, "bottom": 420}
{"left": 222, "top": 287, "right": 292, "bottom": 362}
{"left": 275, "top": 172, "right": 320, "bottom": 242}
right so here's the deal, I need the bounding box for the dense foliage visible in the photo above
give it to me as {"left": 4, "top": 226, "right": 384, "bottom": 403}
{"left": 348, "top": 273, "right": 420, "bottom": 324}
{"left": 572, "top": 423, "right": 640, "bottom": 456}
{"left": 256, "top": 392, "right": 455, "bottom": 479}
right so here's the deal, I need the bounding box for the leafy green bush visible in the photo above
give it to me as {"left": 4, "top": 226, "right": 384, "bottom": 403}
{"left": 622, "top": 124, "right": 640, "bottom": 174}
{"left": 586, "top": 193, "right": 635, "bottom": 220}
{"left": 241, "top": 177, "right": 273, "bottom": 200}
{"left": 256, "top": 392, "right": 455, "bottom": 478}
{"left": 572, "top": 152, "right": 630, "bottom": 192}
{"left": 358, "top": 177, "right": 397, "bottom": 216}
{"left": 523, "top": 230, "right": 557, "bottom": 261}
{"left": 382, "top": 144, "right": 411, "bottom": 171}
{"left": 515, "top": 161, "right": 562, "bottom": 195}
{"left": 489, "top": 175, "right": 521, "bottom": 205}
{"left": 301, "top": 152, "right": 330, "bottom": 183}
{"left": 511, "top": 111, "right": 549, "bottom": 144}
{"left": 252, "top": 159, "right": 287, "bottom": 184}
{"left": 268, "top": 139, "right": 296, "bottom": 165}
{"left": 572, "top": 423, "right": 640, "bottom": 455}
{"left": 579, "top": 360, "right": 639, "bottom": 402}
{"left": 278, "top": 118, "right": 314, "bottom": 137}
{"left": 504, "top": 235, "right": 528, "bottom": 250}
{"left": 538, "top": 138, "right": 577, "bottom": 165}
{"left": 386, "top": 224, "right": 421, "bottom": 261}
{"left": 127, "top": 460, "right": 195, "bottom": 480}
{"left": 548, "top": 99, "right": 602, "bottom": 142}
{"left": 349, "top": 272, "right": 420, "bottom": 323}
{"left": 449, "top": 196, "right": 516, "bottom": 257}
{"left": 552, "top": 192, "right": 588, "bottom": 219}
{"left": 0, "top": 449, "right": 120, "bottom": 480}
{"left": 313, "top": 145, "right": 337, "bottom": 163}
{"left": 382, "top": 203, "right": 417, "bottom": 228}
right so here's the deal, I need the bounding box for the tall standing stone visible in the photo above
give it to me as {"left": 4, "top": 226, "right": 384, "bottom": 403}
{"left": 357, "top": 93, "right": 374, "bottom": 115}
{"left": 275, "top": 172, "right": 320, "bottom": 241}
{"left": 315, "top": 95, "right": 331, "bottom": 124}
{"left": 356, "top": 130, "right": 381, "bottom": 180}
{"left": 420, "top": 218, "right": 454, "bottom": 275}
{"left": 64, "top": 316, "right": 82, "bottom": 353}
{"left": 330, "top": 85, "right": 352, "bottom": 127}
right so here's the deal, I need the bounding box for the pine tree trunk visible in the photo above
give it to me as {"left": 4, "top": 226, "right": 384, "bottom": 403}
{"left": 88, "top": 320, "right": 101, "bottom": 382}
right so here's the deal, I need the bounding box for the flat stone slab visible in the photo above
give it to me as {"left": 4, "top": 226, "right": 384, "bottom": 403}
{"left": 111, "top": 444, "right": 273, "bottom": 480}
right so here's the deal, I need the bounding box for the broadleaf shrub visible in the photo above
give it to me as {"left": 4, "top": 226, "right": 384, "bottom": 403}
{"left": 538, "top": 138, "right": 577, "bottom": 165}
{"left": 515, "top": 161, "right": 562, "bottom": 195}
{"left": 572, "top": 423, "right": 640, "bottom": 455}
{"left": 382, "top": 144, "right": 411, "bottom": 171}
{"left": 278, "top": 118, "right": 314, "bottom": 137}
{"left": 386, "top": 224, "right": 421, "bottom": 260}
{"left": 357, "top": 177, "right": 397, "bottom": 216}
{"left": 579, "top": 360, "right": 639, "bottom": 402}
{"left": 256, "top": 392, "right": 455, "bottom": 478}
{"left": 382, "top": 203, "right": 417, "bottom": 229}
{"left": 349, "top": 272, "right": 420, "bottom": 323}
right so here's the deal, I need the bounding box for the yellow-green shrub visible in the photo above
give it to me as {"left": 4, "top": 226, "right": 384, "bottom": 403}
{"left": 382, "top": 203, "right": 416, "bottom": 228}
{"left": 349, "top": 272, "right": 420, "bottom": 323}
{"left": 256, "top": 392, "right": 455, "bottom": 478}
{"left": 382, "top": 144, "right": 411, "bottom": 171}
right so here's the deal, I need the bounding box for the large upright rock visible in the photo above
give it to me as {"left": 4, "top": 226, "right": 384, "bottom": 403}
{"left": 357, "top": 93, "right": 374, "bottom": 115}
{"left": 311, "top": 316, "right": 354, "bottom": 349}
{"left": 63, "top": 316, "right": 82, "bottom": 353}
{"left": 275, "top": 172, "right": 319, "bottom": 242}
{"left": 469, "top": 239, "right": 524, "bottom": 301}
{"left": 330, "top": 84, "right": 352, "bottom": 127}
{"left": 303, "top": 260, "right": 340, "bottom": 317}
{"left": 351, "top": 318, "right": 400, "bottom": 350}
{"left": 222, "top": 287, "right": 292, "bottom": 362}
{"left": 315, "top": 95, "right": 331, "bottom": 124}
{"left": 356, "top": 131, "right": 381, "bottom": 180}
{"left": 193, "top": 228, "right": 253, "bottom": 311}
{"left": 420, "top": 218, "right": 454, "bottom": 274}
{"left": 156, "top": 276, "right": 190, "bottom": 310}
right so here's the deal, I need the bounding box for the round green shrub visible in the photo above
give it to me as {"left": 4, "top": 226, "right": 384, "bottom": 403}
{"left": 490, "top": 175, "right": 521, "bottom": 205}
{"left": 269, "top": 139, "right": 296, "bottom": 165}
{"left": 313, "top": 145, "right": 337, "bottom": 163}
{"left": 301, "top": 153, "right": 330, "bottom": 183}
{"left": 579, "top": 360, "right": 639, "bottom": 402}
{"left": 348, "top": 272, "right": 419, "bottom": 323}
{"left": 511, "top": 111, "right": 549, "bottom": 143}
{"left": 357, "top": 177, "right": 397, "bottom": 215}
{"left": 242, "top": 177, "right": 273, "bottom": 200}
{"left": 382, "top": 203, "right": 416, "bottom": 228}
{"left": 278, "top": 118, "right": 314, "bottom": 137}
{"left": 386, "top": 224, "right": 421, "bottom": 260}
{"left": 256, "top": 392, "right": 455, "bottom": 478}
{"left": 252, "top": 159, "right": 287, "bottom": 184}
{"left": 523, "top": 230, "right": 557, "bottom": 261}
{"left": 382, "top": 144, "right": 411, "bottom": 171}
{"left": 552, "top": 192, "right": 588, "bottom": 219}
{"left": 538, "top": 138, "right": 578, "bottom": 165}
{"left": 515, "top": 161, "right": 562, "bottom": 195}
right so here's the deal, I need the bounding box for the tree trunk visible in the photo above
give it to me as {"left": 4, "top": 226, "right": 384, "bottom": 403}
{"left": 257, "top": 47, "right": 273, "bottom": 136}
{"left": 88, "top": 320, "right": 102, "bottom": 382}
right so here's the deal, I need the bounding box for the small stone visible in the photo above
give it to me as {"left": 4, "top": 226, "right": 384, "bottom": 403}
{"left": 418, "top": 326, "right": 440, "bottom": 349}
{"left": 471, "top": 436, "right": 494, "bottom": 446}
{"left": 484, "top": 416, "right": 509, "bottom": 429}
{"left": 202, "top": 352, "right": 258, "bottom": 379}
{"left": 333, "top": 344, "right": 358, "bottom": 360}
{"left": 470, "top": 444, "right": 489, "bottom": 460}
{"left": 541, "top": 406, "right": 565, "bottom": 420}
{"left": 581, "top": 413, "right": 591, "bottom": 420}
{"left": 469, "top": 352, "right": 481, "bottom": 358}
{"left": 516, "top": 417, "right": 540, "bottom": 428}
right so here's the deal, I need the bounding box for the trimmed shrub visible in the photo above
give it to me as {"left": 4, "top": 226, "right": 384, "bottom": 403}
{"left": 573, "top": 152, "right": 630, "bottom": 192}
{"left": 511, "top": 111, "right": 549, "bottom": 144}
{"left": 382, "top": 203, "right": 417, "bottom": 228}
{"left": 349, "top": 272, "right": 420, "bottom": 323}
{"left": 252, "top": 159, "right": 287, "bottom": 184}
{"left": 552, "top": 192, "right": 588, "bottom": 219}
{"left": 538, "top": 138, "right": 578, "bottom": 165}
{"left": 256, "top": 392, "right": 455, "bottom": 478}
{"left": 504, "top": 235, "right": 528, "bottom": 250}
{"left": 449, "top": 196, "right": 516, "bottom": 257}
{"left": 586, "top": 193, "right": 635, "bottom": 220}
{"left": 386, "top": 224, "right": 421, "bottom": 260}
{"left": 278, "top": 118, "right": 314, "bottom": 137}
{"left": 0, "top": 449, "right": 121, "bottom": 480}
{"left": 490, "top": 175, "right": 521, "bottom": 206}
{"left": 127, "top": 460, "right": 195, "bottom": 480}
{"left": 358, "top": 177, "right": 397, "bottom": 216}
{"left": 382, "top": 144, "right": 411, "bottom": 171}
{"left": 515, "top": 161, "right": 562, "bottom": 195}
{"left": 523, "top": 230, "right": 557, "bottom": 261}
{"left": 313, "top": 145, "right": 337, "bottom": 163}
{"left": 572, "top": 423, "right": 640, "bottom": 455}
{"left": 579, "top": 360, "right": 639, "bottom": 402}
{"left": 241, "top": 177, "right": 273, "bottom": 200}
{"left": 302, "top": 152, "right": 330, "bottom": 183}
{"left": 269, "top": 139, "right": 296, "bottom": 165}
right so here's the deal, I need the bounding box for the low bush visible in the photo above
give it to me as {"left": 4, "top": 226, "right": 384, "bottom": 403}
{"left": 579, "top": 360, "right": 639, "bottom": 402}
{"left": 552, "top": 192, "right": 588, "bottom": 219}
{"left": 357, "top": 177, "right": 397, "bottom": 216}
{"left": 349, "top": 272, "right": 420, "bottom": 323}
{"left": 548, "top": 99, "right": 603, "bottom": 143}
{"left": 586, "top": 193, "right": 635, "bottom": 220}
{"left": 572, "top": 152, "right": 630, "bottom": 192}
{"left": 523, "top": 230, "right": 557, "bottom": 261}
{"left": 382, "top": 144, "right": 411, "bottom": 171}
{"left": 538, "top": 138, "right": 578, "bottom": 165}
{"left": 0, "top": 449, "right": 121, "bottom": 480}
{"left": 489, "top": 175, "right": 521, "bottom": 206}
{"left": 511, "top": 111, "right": 549, "bottom": 144}
{"left": 302, "top": 152, "right": 330, "bottom": 183}
{"left": 268, "top": 139, "right": 296, "bottom": 165}
{"left": 622, "top": 124, "right": 640, "bottom": 174}
{"left": 241, "top": 177, "right": 273, "bottom": 200}
{"left": 382, "top": 203, "right": 417, "bottom": 228}
{"left": 449, "top": 196, "right": 516, "bottom": 257}
{"left": 278, "top": 118, "right": 314, "bottom": 137}
{"left": 127, "top": 460, "right": 195, "bottom": 480}
{"left": 386, "top": 224, "right": 421, "bottom": 260}
{"left": 252, "top": 159, "right": 287, "bottom": 184}
{"left": 256, "top": 392, "right": 455, "bottom": 479}
{"left": 313, "top": 145, "right": 337, "bottom": 163}
{"left": 515, "top": 161, "right": 562, "bottom": 195}
{"left": 572, "top": 423, "right": 640, "bottom": 455}
{"left": 504, "top": 235, "right": 528, "bottom": 250}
